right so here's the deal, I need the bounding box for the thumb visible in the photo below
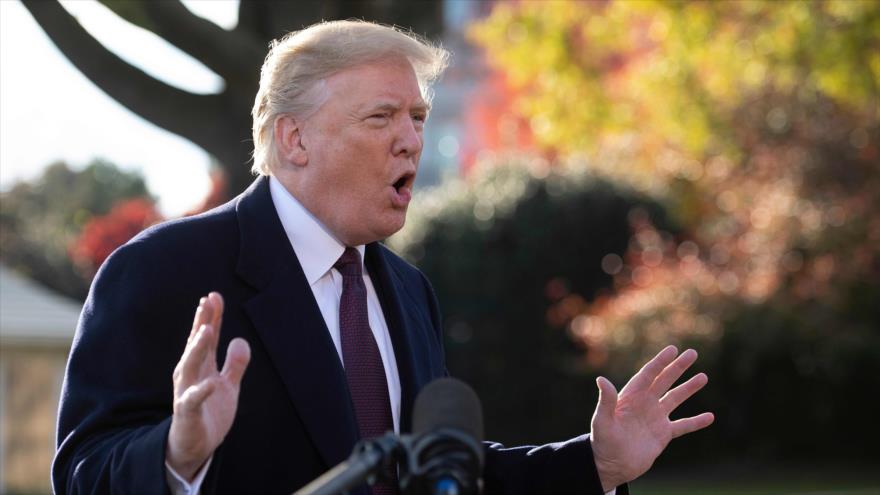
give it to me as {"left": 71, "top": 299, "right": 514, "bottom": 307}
{"left": 221, "top": 338, "right": 251, "bottom": 387}
{"left": 595, "top": 376, "right": 619, "bottom": 421}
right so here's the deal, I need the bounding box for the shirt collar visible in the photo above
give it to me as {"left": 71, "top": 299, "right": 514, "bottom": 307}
{"left": 269, "top": 175, "right": 366, "bottom": 285}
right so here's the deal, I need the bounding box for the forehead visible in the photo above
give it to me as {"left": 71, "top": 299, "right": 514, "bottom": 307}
{"left": 324, "top": 59, "right": 427, "bottom": 109}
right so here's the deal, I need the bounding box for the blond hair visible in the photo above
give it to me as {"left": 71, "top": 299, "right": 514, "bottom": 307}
{"left": 250, "top": 20, "right": 450, "bottom": 175}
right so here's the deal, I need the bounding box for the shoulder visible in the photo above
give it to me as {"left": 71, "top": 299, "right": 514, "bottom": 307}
{"left": 92, "top": 199, "right": 241, "bottom": 292}
{"left": 118, "top": 197, "right": 239, "bottom": 260}
{"left": 130, "top": 200, "right": 239, "bottom": 255}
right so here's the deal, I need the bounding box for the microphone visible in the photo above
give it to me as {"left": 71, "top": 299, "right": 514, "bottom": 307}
{"left": 400, "top": 378, "right": 484, "bottom": 495}
{"left": 293, "top": 432, "right": 401, "bottom": 495}
{"left": 294, "top": 377, "right": 484, "bottom": 495}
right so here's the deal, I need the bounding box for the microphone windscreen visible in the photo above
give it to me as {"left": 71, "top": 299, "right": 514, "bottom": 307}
{"left": 412, "top": 377, "right": 484, "bottom": 443}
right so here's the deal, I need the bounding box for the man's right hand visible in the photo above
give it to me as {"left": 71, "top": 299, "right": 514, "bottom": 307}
{"left": 166, "top": 292, "right": 251, "bottom": 481}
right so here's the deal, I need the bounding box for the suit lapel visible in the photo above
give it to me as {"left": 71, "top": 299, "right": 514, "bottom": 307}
{"left": 235, "top": 177, "right": 358, "bottom": 468}
{"left": 365, "top": 243, "right": 437, "bottom": 434}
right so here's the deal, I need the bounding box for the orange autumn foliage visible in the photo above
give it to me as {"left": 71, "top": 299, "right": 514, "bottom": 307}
{"left": 70, "top": 198, "right": 162, "bottom": 273}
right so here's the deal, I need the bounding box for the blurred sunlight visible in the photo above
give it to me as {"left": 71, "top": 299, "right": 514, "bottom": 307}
{"left": 0, "top": 0, "right": 239, "bottom": 215}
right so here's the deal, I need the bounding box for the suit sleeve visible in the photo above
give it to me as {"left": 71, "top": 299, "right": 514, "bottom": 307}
{"left": 417, "top": 272, "right": 628, "bottom": 495}
{"left": 52, "top": 241, "right": 187, "bottom": 495}
{"left": 482, "top": 435, "right": 629, "bottom": 495}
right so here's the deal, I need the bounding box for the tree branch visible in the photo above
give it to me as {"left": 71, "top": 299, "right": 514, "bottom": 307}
{"left": 99, "top": 0, "right": 265, "bottom": 88}
{"left": 21, "top": 0, "right": 230, "bottom": 159}
{"left": 236, "top": 1, "right": 327, "bottom": 41}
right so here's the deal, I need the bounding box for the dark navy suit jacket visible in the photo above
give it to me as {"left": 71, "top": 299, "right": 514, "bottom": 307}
{"left": 52, "top": 177, "right": 617, "bottom": 494}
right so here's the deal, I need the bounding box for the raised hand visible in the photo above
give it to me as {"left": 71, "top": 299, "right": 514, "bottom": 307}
{"left": 589, "top": 346, "right": 714, "bottom": 491}
{"left": 166, "top": 292, "right": 251, "bottom": 481}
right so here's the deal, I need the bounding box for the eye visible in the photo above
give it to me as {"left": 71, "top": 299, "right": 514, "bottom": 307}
{"left": 367, "top": 112, "right": 391, "bottom": 123}
{"left": 412, "top": 113, "right": 427, "bottom": 124}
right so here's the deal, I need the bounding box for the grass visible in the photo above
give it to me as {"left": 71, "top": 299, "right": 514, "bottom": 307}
{"left": 630, "top": 464, "right": 879, "bottom": 495}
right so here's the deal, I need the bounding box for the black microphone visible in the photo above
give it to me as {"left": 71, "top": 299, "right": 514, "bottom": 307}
{"left": 294, "top": 377, "right": 484, "bottom": 495}
{"left": 400, "top": 378, "right": 484, "bottom": 495}
{"left": 293, "top": 433, "right": 402, "bottom": 495}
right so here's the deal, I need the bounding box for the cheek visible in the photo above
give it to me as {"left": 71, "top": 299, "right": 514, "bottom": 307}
{"left": 321, "top": 130, "right": 394, "bottom": 202}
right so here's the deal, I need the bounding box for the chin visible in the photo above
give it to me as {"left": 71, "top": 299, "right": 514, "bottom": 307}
{"left": 375, "top": 214, "right": 407, "bottom": 240}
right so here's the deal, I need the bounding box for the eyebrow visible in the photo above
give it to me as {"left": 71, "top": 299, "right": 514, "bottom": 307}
{"left": 365, "top": 100, "right": 431, "bottom": 115}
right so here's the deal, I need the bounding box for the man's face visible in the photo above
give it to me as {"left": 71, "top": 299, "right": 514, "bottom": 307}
{"left": 291, "top": 58, "right": 427, "bottom": 246}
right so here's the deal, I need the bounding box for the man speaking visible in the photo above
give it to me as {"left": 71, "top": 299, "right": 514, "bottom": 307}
{"left": 52, "top": 20, "right": 713, "bottom": 495}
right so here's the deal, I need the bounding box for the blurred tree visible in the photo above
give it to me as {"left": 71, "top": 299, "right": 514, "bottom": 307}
{"left": 0, "top": 160, "right": 156, "bottom": 300}
{"left": 70, "top": 197, "right": 161, "bottom": 274}
{"left": 471, "top": 0, "right": 878, "bottom": 168}
{"left": 21, "top": 0, "right": 445, "bottom": 196}
{"left": 459, "top": 72, "right": 539, "bottom": 173}
{"left": 467, "top": 0, "right": 880, "bottom": 462}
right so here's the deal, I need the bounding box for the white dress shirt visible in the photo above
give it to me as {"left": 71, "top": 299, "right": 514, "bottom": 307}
{"left": 167, "top": 176, "right": 401, "bottom": 494}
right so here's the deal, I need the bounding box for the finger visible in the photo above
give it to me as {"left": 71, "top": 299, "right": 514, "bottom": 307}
{"left": 624, "top": 345, "right": 678, "bottom": 393}
{"left": 208, "top": 292, "right": 224, "bottom": 334}
{"left": 187, "top": 297, "right": 208, "bottom": 345}
{"left": 670, "top": 412, "right": 715, "bottom": 439}
{"left": 177, "top": 379, "right": 217, "bottom": 415}
{"left": 660, "top": 372, "right": 708, "bottom": 414}
{"left": 179, "top": 324, "right": 215, "bottom": 387}
{"left": 221, "top": 338, "right": 251, "bottom": 387}
{"left": 594, "top": 376, "right": 619, "bottom": 421}
{"left": 650, "top": 348, "right": 698, "bottom": 398}
{"left": 204, "top": 293, "right": 223, "bottom": 360}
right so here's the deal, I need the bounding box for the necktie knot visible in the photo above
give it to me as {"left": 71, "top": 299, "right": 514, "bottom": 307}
{"left": 334, "top": 247, "right": 362, "bottom": 278}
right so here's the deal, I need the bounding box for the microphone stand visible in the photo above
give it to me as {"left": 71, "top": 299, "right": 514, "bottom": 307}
{"left": 296, "top": 429, "right": 482, "bottom": 495}
{"left": 296, "top": 378, "right": 484, "bottom": 495}
{"left": 294, "top": 433, "right": 402, "bottom": 495}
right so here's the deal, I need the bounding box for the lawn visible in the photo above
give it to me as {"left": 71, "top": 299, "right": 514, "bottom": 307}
{"left": 632, "top": 464, "right": 879, "bottom": 495}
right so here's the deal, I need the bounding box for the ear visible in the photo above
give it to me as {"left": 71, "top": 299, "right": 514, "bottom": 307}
{"left": 274, "top": 114, "right": 308, "bottom": 167}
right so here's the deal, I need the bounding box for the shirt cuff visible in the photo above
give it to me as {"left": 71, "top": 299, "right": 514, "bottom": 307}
{"left": 165, "top": 457, "right": 212, "bottom": 495}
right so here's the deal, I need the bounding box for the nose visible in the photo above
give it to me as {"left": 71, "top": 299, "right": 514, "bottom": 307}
{"left": 392, "top": 117, "right": 423, "bottom": 158}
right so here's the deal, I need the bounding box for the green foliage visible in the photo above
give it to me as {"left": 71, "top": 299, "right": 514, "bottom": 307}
{"left": 391, "top": 159, "right": 670, "bottom": 443}
{"left": 471, "top": 0, "right": 880, "bottom": 164}
{"left": 0, "top": 159, "right": 152, "bottom": 300}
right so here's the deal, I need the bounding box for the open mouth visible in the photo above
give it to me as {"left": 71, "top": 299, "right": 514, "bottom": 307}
{"left": 390, "top": 171, "right": 415, "bottom": 207}
{"left": 393, "top": 176, "right": 406, "bottom": 192}
{"left": 392, "top": 172, "right": 414, "bottom": 193}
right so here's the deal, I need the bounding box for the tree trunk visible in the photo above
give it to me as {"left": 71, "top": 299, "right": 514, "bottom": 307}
{"left": 22, "top": 0, "right": 444, "bottom": 197}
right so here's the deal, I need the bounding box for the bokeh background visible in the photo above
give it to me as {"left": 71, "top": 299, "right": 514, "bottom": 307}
{"left": 1, "top": 1, "right": 878, "bottom": 493}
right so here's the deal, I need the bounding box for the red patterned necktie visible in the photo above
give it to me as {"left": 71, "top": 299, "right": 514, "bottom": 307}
{"left": 334, "top": 247, "right": 397, "bottom": 494}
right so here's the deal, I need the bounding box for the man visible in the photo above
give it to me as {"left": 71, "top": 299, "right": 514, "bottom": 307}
{"left": 52, "top": 20, "right": 713, "bottom": 494}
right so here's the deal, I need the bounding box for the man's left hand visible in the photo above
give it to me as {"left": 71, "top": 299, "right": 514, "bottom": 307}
{"left": 589, "top": 345, "right": 714, "bottom": 491}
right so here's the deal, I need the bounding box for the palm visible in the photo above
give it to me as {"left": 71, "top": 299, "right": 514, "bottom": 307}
{"left": 590, "top": 346, "right": 714, "bottom": 490}
{"left": 171, "top": 363, "right": 241, "bottom": 459}
{"left": 199, "top": 378, "right": 240, "bottom": 442}
{"left": 167, "top": 293, "right": 251, "bottom": 481}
